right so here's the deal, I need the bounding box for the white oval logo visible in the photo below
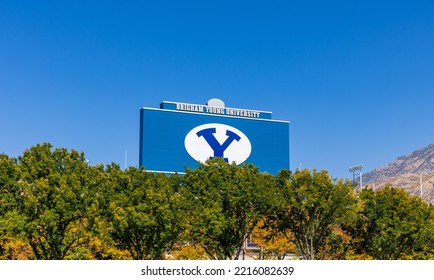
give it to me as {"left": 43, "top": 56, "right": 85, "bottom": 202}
{"left": 185, "top": 123, "right": 252, "bottom": 165}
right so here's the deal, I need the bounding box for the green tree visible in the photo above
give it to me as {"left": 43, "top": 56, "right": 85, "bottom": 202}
{"left": 0, "top": 154, "right": 21, "bottom": 214}
{"left": 181, "top": 158, "right": 276, "bottom": 260}
{"left": 98, "top": 165, "right": 184, "bottom": 260}
{"left": 317, "top": 224, "right": 355, "bottom": 260}
{"left": 250, "top": 218, "right": 297, "bottom": 260}
{"left": 0, "top": 154, "right": 26, "bottom": 259}
{"left": 351, "top": 186, "right": 434, "bottom": 259}
{"left": 273, "top": 169, "right": 357, "bottom": 260}
{"left": 80, "top": 164, "right": 132, "bottom": 260}
{"left": 15, "top": 143, "right": 90, "bottom": 259}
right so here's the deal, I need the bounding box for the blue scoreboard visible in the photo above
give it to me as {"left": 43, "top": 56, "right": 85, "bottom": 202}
{"left": 139, "top": 99, "right": 290, "bottom": 174}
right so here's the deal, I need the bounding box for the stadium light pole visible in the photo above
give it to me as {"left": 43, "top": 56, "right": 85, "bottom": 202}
{"left": 420, "top": 172, "right": 425, "bottom": 199}
{"left": 349, "top": 164, "right": 363, "bottom": 190}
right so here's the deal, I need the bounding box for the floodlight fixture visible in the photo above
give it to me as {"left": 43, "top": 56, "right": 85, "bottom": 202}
{"left": 349, "top": 164, "right": 363, "bottom": 173}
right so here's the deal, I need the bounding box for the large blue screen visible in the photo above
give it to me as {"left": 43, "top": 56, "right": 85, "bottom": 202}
{"left": 140, "top": 106, "right": 289, "bottom": 174}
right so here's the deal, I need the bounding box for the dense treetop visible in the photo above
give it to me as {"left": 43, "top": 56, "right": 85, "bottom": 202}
{"left": 1, "top": 143, "right": 434, "bottom": 260}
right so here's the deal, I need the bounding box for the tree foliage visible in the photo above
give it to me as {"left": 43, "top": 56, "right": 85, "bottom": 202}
{"left": 181, "top": 158, "right": 276, "bottom": 260}
{"left": 0, "top": 154, "right": 23, "bottom": 259}
{"left": 98, "top": 165, "right": 184, "bottom": 260}
{"left": 2, "top": 144, "right": 434, "bottom": 260}
{"left": 273, "top": 169, "right": 357, "bottom": 260}
{"left": 351, "top": 186, "right": 434, "bottom": 259}
{"left": 251, "top": 218, "right": 297, "bottom": 260}
{"left": 14, "top": 143, "right": 90, "bottom": 259}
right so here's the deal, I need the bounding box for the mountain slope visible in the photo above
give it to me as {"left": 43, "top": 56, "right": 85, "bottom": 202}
{"left": 363, "top": 143, "right": 434, "bottom": 203}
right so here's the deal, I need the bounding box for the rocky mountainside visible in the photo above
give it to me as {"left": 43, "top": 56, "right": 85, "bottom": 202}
{"left": 363, "top": 143, "right": 434, "bottom": 203}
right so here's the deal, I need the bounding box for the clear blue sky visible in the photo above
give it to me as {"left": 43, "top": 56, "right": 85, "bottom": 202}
{"left": 1, "top": 0, "right": 433, "bottom": 179}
